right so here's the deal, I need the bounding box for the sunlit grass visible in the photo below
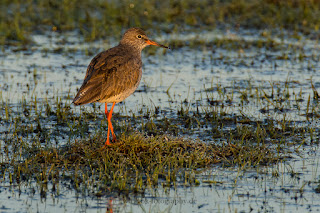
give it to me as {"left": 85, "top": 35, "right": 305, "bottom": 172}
{"left": 2, "top": 131, "right": 278, "bottom": 198}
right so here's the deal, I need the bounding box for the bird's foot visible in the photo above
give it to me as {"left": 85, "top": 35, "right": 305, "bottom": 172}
{"left": 102, "top": 139, "right": 112, "bottom": 148}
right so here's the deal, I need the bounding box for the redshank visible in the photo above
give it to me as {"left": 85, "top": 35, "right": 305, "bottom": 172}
{"left": 73, "top": 28, "right": 169, "bottom": 147}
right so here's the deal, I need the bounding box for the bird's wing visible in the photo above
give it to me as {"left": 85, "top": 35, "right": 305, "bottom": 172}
{"left": 84, "top": 48, "right": 116, "bottom": 80}
{"left": 73, "top": 47, "right": 141, "bottom": 105}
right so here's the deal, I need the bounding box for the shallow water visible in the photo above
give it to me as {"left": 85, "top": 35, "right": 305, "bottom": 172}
{"left": 2, "top": 30, "right": 319, "bottom": 120}
{"left": 1, "top": 28, "right": 320, "bottom": 212}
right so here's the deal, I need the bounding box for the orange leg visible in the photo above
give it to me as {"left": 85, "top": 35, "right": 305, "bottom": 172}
{"left": 104, "top": 102, "right": 116, "bottom": 147}
{"left": 108, "top": 102, "right": 116, "bottom": 141}
{"left": 104, "top": 103, "right": 111, "bottom": 146}
{"left": 105, "top": 103, "right": 109, "bottom": 117}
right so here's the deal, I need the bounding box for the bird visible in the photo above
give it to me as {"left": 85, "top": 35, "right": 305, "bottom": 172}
{"left": 73, "top": 28, "right": 169, "bottom": 147}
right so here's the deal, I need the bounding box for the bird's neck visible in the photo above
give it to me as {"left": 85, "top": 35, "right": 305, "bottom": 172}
{"left": 119, "top": 42, "right": 144, "bottom": 53}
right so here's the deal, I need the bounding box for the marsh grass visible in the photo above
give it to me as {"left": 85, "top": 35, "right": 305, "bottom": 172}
{"left": 3, "top": 131, "right": 278, "bottom": 198}
{"left": 2, "top": 80, "right": 316, "bottom": 199}
{"left": 1, "top": 80, "right": 319, "bottom": 202}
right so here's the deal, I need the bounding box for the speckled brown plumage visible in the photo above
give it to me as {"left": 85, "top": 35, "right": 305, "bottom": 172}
{"left": 73, "top": 45, "right": 142, "bottom": 105}
{"left": 73, "top": 28, "right": 169, "bottom": 147}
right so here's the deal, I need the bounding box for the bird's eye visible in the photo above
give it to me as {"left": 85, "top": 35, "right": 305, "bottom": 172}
{"left": 137, "top": 35, "right": 142, "bottom": 39}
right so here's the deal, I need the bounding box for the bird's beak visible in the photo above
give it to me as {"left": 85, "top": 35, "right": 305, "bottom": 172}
{"left": 145, "top": 39, "right": 169, "bottom": 49}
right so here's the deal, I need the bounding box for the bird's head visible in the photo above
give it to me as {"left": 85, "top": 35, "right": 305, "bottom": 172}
{"left": 120, "top": 28, "right": 169, "bottom": 50}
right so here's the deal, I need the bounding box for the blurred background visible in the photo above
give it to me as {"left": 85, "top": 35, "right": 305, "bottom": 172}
{"left": 1, "top": 0, "right": 319, "bottom": 45}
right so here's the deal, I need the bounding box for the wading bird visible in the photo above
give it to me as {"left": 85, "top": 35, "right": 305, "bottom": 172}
{"left": 73, "top": 28, "right": 169, "bottom": 147}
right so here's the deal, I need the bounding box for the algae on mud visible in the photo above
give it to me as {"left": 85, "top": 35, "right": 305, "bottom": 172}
{"left": 11, "top": 133, "right": 276, "bottom": 196}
